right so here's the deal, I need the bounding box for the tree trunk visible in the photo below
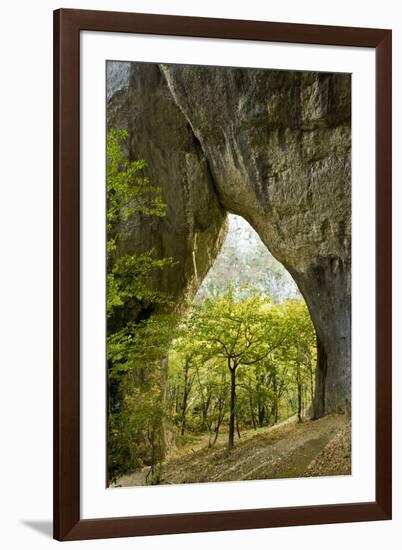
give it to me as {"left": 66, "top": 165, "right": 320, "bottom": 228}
{"left": 201, "top": 394, "right": 211, "bottom": 431}
{"left": 258, "top": 402, "right": 265, "bottom": 427}
{"left": 228, "top": 362, "right": 236, "bottom": 451}
{"left": 296, "top": 355, "right": 303, "bottom": 423}
{"left": 180, "top": 361, "right": 189, "bottom": 436}
{"left": 297, "top": 383, "right": 302, "bottom": 422}
{"left": 236, "top": 413, "right": 241, "bottom": 439}
{"left": 272, "top": 372, "right": 279, "bottom": 424}
{"left": 156, "top": 356, "right": 168, "bottom": 463}
{"left": 249, "top": 393, "right": 257, "bottom": 430}
{"left": 309, "top": 356, "right": 314, "bottom": 404}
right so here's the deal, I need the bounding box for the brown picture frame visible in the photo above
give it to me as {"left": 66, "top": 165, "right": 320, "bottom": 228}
{"left": 53, "top": 8, "right": 392, "bottom": 541}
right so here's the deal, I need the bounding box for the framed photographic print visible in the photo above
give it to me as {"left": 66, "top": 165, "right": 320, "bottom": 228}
{"left": 53, "top": 8, "right": 392, "bottom": 541}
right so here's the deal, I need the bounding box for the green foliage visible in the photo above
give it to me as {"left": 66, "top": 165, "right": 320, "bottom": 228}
{"left": 106, "top": 129, "right": 175, "bottom": 484}
{"left": 106, "top": 129, "right": 174, "bottom": 323}
{"left": 106, "top": 128, "right": 166, "bottom": 236}
{"left": 186, "top": 287, "right": 285, "bottom": 366}
{"left": 109, "top": 312, "right": 180, "bottom": 484}
{"left": 166, "top": 291, "right": 316, "bottom": 449}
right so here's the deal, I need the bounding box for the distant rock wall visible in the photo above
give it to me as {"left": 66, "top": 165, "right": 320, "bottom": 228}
{"left": 107, "top": 61, "right": 351, "bottom": 416}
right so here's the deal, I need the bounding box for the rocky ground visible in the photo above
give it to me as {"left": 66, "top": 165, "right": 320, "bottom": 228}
{"left": 116, "top": 414, "right": 351, "bottom": 487}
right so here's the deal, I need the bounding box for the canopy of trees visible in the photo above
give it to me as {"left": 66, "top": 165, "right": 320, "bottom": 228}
{"left": 168, "top": 291, "right": 315, "bottom": 452}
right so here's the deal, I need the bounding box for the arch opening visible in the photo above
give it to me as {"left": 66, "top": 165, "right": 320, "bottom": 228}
{"left": 165, "top": 213, "right": 317, "bottom": 459}
{"left": 194, "top": 214, "right": 301, "bottom": 303}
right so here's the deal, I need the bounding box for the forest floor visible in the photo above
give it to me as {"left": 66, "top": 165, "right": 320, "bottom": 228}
{"left": 117, "top": 414, "right": 351, "bottom": 487}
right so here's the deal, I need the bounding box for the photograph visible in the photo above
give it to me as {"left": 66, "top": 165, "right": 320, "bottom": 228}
{"left": 106, "top": 60, "right": 352, "bottom": 488}
{"left": 0, "top": 1, "right": 395, "bottom": 546}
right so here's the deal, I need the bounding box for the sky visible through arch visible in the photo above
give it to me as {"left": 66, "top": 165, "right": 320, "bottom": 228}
{"left": 195, "top": 214, "right": 301, "bottom": 302}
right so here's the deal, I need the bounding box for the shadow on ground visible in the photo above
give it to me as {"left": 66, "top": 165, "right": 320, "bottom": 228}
{"left": 22, "top": 520, "right": 52, "bottom": 538}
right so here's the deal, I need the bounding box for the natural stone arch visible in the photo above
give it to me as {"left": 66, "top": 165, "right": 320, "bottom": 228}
{"left": 107, "top": 61, "right": 351, "bottom": 417}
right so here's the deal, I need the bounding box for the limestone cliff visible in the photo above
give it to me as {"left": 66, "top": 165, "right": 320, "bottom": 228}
{"left": 107, "top": 61, "right": 351, "bottom": 416}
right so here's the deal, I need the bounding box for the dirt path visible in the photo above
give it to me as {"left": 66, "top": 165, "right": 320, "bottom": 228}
{"left": 117, "top": 415, "right": 350, "bottom": 487}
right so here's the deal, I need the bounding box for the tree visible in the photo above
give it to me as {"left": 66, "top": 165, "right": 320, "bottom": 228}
{"left": 280, "top": 300, "right": 316, "bottom": 422}
{"left": 185, "top": 288, "right": 286, "bottom": 450}
{"left": 194, "top": 358, "right": 229, "bottom": 446}
{"left": 168, "top": 347, "right": 197, "bottom": 436}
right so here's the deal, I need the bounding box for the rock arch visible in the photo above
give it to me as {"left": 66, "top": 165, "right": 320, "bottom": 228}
{"left": 107, "top": 61, "right": 351, "bottom": 416}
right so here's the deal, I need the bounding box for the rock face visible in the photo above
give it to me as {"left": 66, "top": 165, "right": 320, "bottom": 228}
{"left": 107, "top": 62, "right": 227, "bottom": 307}
{"left": 107, "top": 62, "right": 351, "bottom": 416}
